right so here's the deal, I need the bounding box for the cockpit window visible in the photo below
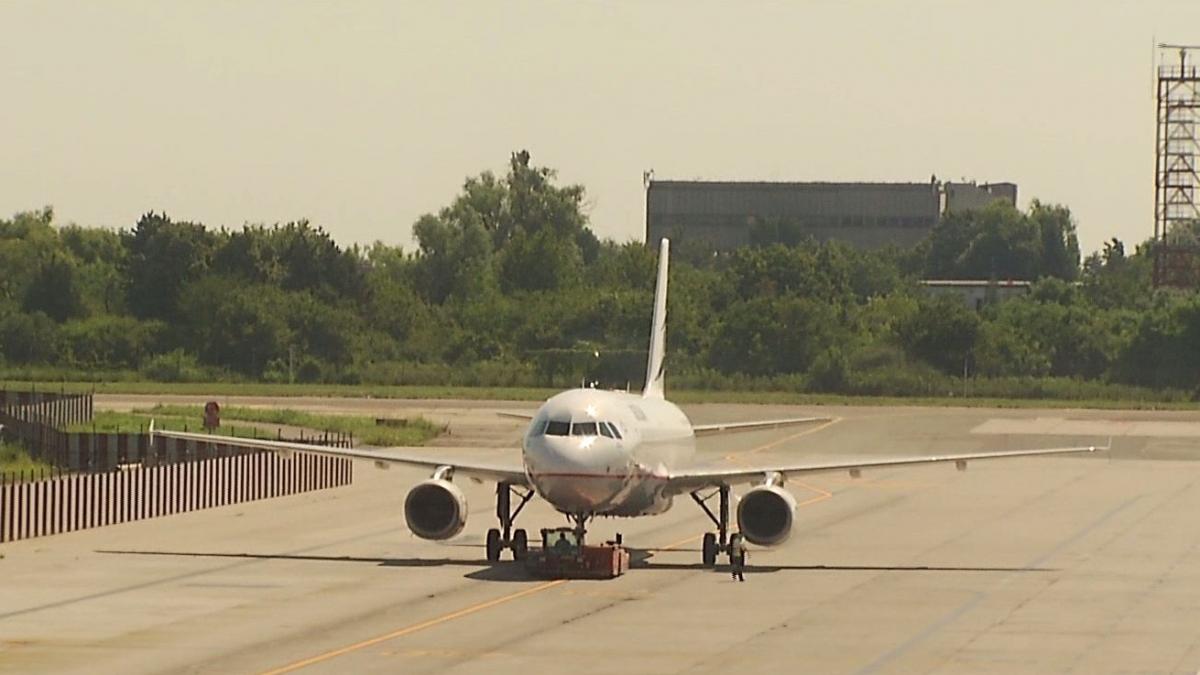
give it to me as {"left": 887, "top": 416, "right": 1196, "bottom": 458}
{"left": 598, "top": 422, "right": 614, "bottom": 438}
{"left": 545, "top": 420, "right": 570, "bottom": 436}
{"left": 530, "top": 419, "right": 549, "bottom": 436}
{"left": 571, "top": 422, "right": 598, "bottom": 436}
{"left": 607, "top": 422, "right": 623, "bottom": 439}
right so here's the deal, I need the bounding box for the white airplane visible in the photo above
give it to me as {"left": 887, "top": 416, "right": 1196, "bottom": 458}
{"left": 156, "top": 239, "right": 1102, "bottom": 566}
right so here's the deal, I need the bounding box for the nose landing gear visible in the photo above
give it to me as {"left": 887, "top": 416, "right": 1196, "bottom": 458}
{"left": 487, "top": 482, "right": 535, "bottom": 562}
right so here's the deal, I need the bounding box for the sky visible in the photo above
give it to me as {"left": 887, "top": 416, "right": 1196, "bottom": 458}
{"left": 2, "top": 1, "right": 1198, "bottom": 256}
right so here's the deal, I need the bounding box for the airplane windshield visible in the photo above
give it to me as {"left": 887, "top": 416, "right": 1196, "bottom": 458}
{"left": 571, "top": 422, "right": 598, "bottom": 436}
{"left": 545, "top": 420, "right": 570, "bottom": 436}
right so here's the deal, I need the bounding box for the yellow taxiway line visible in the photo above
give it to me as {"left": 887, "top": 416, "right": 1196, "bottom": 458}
{"left": 260, "top": 531, "right": 705, "bottom": 675}
{"left": 259, "top": 579, "right": 568, "bottom": 675}
{"left": 721, "top": 416, "right": 842, "bottom": 461}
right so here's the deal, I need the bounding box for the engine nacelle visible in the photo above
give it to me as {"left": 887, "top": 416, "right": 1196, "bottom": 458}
{"left": 736, "top": 484, "right": 797, "bottom": 546}
{"left": 404, "top": 479, "right": 468, "bottom": 540}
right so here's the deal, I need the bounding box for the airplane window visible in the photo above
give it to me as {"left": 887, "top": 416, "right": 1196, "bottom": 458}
{"left": 571, "top": 422, "right": 598, "bottom": 436}
{"left": 546, "top": 420, "right": 570, "bottom": 436}
{"left": 530, "top": 419, "right": 548, "bottom": 436}
{"left": 598, "top": 422, "right": 614, "bottom": 438}
{"left": 608, "top": 423, "right": 623, "bottom": 439}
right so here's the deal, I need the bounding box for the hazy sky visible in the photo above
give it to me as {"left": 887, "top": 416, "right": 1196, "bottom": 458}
{"left": 3, "top": 1, "right": 1198, "bottom": 255}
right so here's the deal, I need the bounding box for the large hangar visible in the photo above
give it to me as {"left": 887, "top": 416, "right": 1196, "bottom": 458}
{"left": 645, "top": 178, "right": 1016, "bottom": 250}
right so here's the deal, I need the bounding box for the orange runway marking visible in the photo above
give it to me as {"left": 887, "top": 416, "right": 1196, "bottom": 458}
{"left": 721, "top": 417, "right": 841, "bottom": 461}
{"left": 259, "top": 580, "right": 568, "bottom": 675}
{"left": 793, "top": 479, "right": 834, "bottom": 507}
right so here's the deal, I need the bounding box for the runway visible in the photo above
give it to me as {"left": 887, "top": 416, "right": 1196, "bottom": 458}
{"left": 3, "top": 397, "right": 1199, "bottom": 674}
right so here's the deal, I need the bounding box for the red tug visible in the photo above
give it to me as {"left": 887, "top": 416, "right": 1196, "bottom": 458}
{"left": 523, "top": 527, "right": 630, "bottom": 579}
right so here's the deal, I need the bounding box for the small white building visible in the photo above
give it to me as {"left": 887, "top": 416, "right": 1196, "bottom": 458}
{"left": 920, "top": 279, "right": 1031, "bottom": 311}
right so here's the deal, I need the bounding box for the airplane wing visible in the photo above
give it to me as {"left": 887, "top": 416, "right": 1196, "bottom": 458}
{"left": 495, "top": 411, "right": 536, "bottom": 421}
{"left": 151, "top": 427, "right": 530, "bottom": 487}
{"left": 664, "top": 443, "right": 1104, "bottom": 493}
{"left": 692, "top": 416, "right": 831, "bottom": 436}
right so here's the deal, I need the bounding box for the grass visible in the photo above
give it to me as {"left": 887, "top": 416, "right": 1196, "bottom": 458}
{"left": 65, "top": 412, "right": 259, "bottom": 437}
{"left": 1, "top": 441, "right": 54, "bottom": 475}
{"left": 5, "top": 378, "right": 1200, "bottom": 411}
{"left": 133, "top": 405, "right": 441, "bottom": 446}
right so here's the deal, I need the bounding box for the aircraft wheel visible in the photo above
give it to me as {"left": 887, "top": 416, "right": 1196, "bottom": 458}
{"left": 702, "top": 532, "right": 717, "bottom": 567}
{"left": 512, "top": 529, "right": 529, "bottom": 560}
{"left": 486, "top": 528, "right": 502, "bottom": 562}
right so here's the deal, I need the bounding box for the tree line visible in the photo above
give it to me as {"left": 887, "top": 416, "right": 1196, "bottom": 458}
{"left": 0, "top": 152, "right": 1193, "bottom": 399}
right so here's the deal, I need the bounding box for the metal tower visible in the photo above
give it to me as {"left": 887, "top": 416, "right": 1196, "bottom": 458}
{"left": 1153, "top": 44, "right": 1200, "bottom": 287}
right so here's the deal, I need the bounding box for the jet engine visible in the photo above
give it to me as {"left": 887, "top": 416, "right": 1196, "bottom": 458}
{"left": 736, "top": 484, "right": 797, "bottom": 546}
{"left": 404, "top": 479, "right": 468, "bottom": 540}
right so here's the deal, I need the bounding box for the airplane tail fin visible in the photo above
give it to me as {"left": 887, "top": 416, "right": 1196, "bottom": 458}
{"left": 643, "top": 238, "right": 669, "bottom": 399}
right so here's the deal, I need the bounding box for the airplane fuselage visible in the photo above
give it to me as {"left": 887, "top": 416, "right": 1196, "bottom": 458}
{"left": 522, "top": 388, "right": 696, "bottom": 517}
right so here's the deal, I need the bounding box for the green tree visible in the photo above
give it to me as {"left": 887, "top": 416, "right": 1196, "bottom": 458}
{"left": 1029, "top": 200, "right": 1080, "bottom": 281}
{"left": 0, "top": 208, "right": 62, "bottom": 304}
{"left": 125, "top": 212, "right": 216, "bottom": 320}
{"left": 22, "top": 253, "right": 86, "bottom": 322}
{"left": 709, "top": 296, "right": 837, "bottom": 376}
{"left": 497, "top": 227, "right": 582, "bottom": 292}
{"left": 1081, "top": 238, "right": 1153, "bottom": 310}
{"left": 0, "top": 307, "right": 59, "bottom": 364}
{"left": 1112, "top": 295, "right": 1200, "bottom": 389}
{"left": 412, "top": 151, "right": 593, "bottom": 299}
{"left": 59, "top": 315, "right": 164, "bottom": 368}
{"left": 178, "top": 277, "right": 290, "bottom": 375}
{"left": 894, "top": 296, "right": 980, "bottom": 374}
{"left": 412, "top": 215, "right": 496, "bottom": 304}
{"left": 927, "top": 202, "right": 1041, "bottom": 280}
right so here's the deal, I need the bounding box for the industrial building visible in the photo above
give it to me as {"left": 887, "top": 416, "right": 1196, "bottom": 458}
{"left": 645, "top": 178, "right": 1017, "bottom": 251}
{"left": 919, "top": 279, "right": 1031, "bottom": 311}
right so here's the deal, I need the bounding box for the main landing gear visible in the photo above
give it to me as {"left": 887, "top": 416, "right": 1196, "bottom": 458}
{"left": 486, "top": 482, "right": 535, "bottom": 562}
{"left": 691, "top": 485, "right": 732, "bottom": 567}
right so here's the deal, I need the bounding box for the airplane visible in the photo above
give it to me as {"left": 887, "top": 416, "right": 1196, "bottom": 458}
{"left": 154, "top": 239, "right": 1103, "bottom": 567}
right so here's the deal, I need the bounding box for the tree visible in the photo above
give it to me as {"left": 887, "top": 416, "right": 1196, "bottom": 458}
{"left": 1029, "top": 200, "right": 1080, "bottom": 281}
{"left": 1081, "top": 238, "right": 1153, "bottom": 310}
{"left": 59, "top": 316, "right": 164, "bottom": 368}
{"left": 929, "top": 202, "right": 1041, "bottom": 280}
{"left": 1113, "top": 295, "right": 1200, "bottom": 389}
{"left": 124, "top": 212, "right": 216, "bottom": 320}
{"left": 0, "top": 208, "right": 61, "bottom": 304}
{"left": 178, "top": 277, "right": 290, "bottom": 375}
{"left": 22, "top": 253, "right": 85, "bottom": 322}
{"left": 709, "top": 296, "right": 838, "bottom": 376}
{"left": 412, "top": 214, "right": 496, "bottom": 304}
{"left": 496, "top": 227, "right": 582, "bottom": 293}
{"left": 0, "top": 306, "right": 59, "bottom": 364}
{"left": 894, "top": 296, "right": 980, "bottom": 374}
{"left": 412, "top": 151, "right": 594, "bottom": 300}
{"left": 925, "top": 201, "right": 1079, "bottom": 281}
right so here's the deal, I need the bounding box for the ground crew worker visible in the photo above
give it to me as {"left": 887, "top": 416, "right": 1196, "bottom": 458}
{"left": 730, "top": 533, "right": 747, "bottom": 582}
{"left": 553, "top": 531, "right": 573, "bottom": 555}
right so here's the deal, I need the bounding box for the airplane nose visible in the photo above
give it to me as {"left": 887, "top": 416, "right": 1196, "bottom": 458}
{"left": 526, "top": 435, "right": 628, "bottom": 512}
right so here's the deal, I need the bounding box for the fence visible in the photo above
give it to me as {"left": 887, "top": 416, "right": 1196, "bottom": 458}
{"left": 0, "top": 389, "right": 93, "bottom": 426}
{"left": 0, "top": 451, "right": 353, "bottom": 543}
{"left": 1, "top": 390, "right": 352, "bottom": 471}
{"left": 0, "top": 389, "right": 358, "bottom": 544}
